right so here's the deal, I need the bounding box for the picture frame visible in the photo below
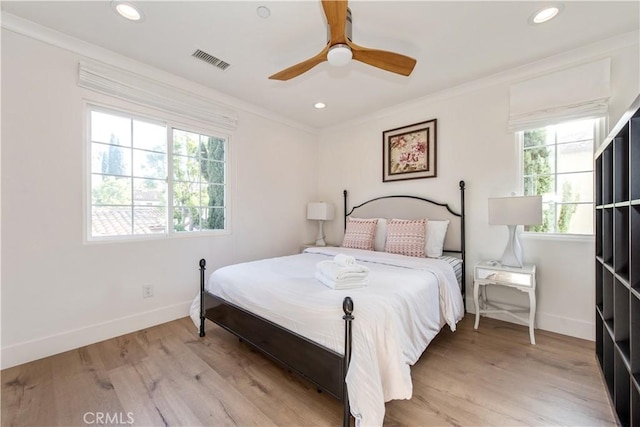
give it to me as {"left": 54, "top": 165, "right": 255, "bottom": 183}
{"left": 382, "top": 119, "right": 437, "bottom": 182}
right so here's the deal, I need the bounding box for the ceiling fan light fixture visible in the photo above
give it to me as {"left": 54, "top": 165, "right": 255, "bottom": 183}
{"left": 327, "top": 44, "right": 352, "bottom": 67}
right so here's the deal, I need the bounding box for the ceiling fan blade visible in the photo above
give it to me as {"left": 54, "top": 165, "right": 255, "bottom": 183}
{"left": 348, "top": 41, "right": 416, "bottom": 76}
{"left": 322, "top": 0, "right": 348, "bottom": 44}
{"left": 269, "top": 46, "right": 330, "bottom": 81}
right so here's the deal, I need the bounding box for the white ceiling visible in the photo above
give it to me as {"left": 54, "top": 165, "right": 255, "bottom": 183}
{"left": 2, "top": 1, "right": 639, "bottom": 130}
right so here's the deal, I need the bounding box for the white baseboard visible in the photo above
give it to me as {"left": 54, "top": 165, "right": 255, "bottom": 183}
{"left": 465, "top": 298, "right": 594, "bottom": 341}
{"left": 1, "top": 300, "right": 192, "bottom": 369}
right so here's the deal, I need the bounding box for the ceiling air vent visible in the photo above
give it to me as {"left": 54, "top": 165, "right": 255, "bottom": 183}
{"left": 192, "top": 49, "right": 231, "bottom": 71}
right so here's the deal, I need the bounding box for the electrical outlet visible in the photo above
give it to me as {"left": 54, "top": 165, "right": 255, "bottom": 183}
{"left": 142, "top": 285, "right": 154, "bottom": 298}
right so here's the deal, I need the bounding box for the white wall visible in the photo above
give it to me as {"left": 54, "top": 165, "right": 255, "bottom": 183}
{"left": 318, "top": 36, "right": 639, "bottom": 340}
{"left": 0, "top": 29, "right": 319, "bottom": 369}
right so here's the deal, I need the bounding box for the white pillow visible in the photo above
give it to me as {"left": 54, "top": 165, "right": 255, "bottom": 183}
{"left": 349, "top": 217, "right": 387, "bottom": 251}
{"left": 425, "top": 219, "right": 450, "bottom": 258}
{"left": 374, "top": 218, "right": 387, "bottom": 251}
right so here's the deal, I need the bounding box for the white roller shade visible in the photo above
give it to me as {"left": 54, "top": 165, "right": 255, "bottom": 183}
{"left": 78, "top": 60, "right": 238, "bottom": 130}
{"left": 508, "top": 58, "right": 610, "bottom": 132}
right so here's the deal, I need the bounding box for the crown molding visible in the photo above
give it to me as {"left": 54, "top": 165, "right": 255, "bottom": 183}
{"left": 321, "top": 30, "right": 640, "bottom": 135}
{"left": 1, "top": 12, "right": 318, "bottom": 136}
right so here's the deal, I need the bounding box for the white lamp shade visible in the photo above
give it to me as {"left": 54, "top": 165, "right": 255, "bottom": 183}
{"left": 488, "top": 196, "right": 542, "bottom": 226}
{"left": 307, "top": 202, "right": 335, "bottom": 221}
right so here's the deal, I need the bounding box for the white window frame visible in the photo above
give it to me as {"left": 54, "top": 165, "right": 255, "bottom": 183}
{"left": 84, "top": 102, "right": 231, "bottom": 243}
{"left": 517, "top": 117, "right": 606, "bottom": 239}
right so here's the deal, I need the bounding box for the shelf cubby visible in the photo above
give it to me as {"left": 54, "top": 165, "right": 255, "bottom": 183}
{"left": 631, "top": 296, "right": 640, "bottom": 375}
{"left": 605, "top": 331, "right": 616, "bottom": 396}
{"left": 615, "top": 347, "right": 631, "bottom": 427}
{"left": 633, "top": 382, "right": 640, "bottom": 427}
{"left": 604, "top": 268, "right": 615, "bottom": 323}
{"left": 603, "top": 144, "right": 614, "bottom": 205}
{"left": 616, "top": 206, "right": 630, "bottom": 280}
{"left": 597, "top": 261, "right": 604, "bottom": 312}
{"left": 615, "top": 128, "right": 630, "bottom": 203}
{"left": 597, "top": 155, "right": 603, "bottom": 206}
{"left": 632, "top": 205, "right": 640, "bottom": 292}
{"left": 631, "top": 116, "right": 640, "bottom": 201}
{"left": 604, "top": 208, "right": 614, "bottom": 265}
{"left": 596, "top": 209, "right": 603, "bottom": 258}
{"left": 597, "top": 311, "right": 604, "bottom": 368}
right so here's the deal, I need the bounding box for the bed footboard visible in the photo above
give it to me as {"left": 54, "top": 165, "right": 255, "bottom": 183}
{"left": 198, "top": 259, "right": 354, "bottom": 426}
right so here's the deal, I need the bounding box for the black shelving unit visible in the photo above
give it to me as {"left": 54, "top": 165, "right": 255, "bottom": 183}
{"left": 596, "top": 94, "right": 640, "bottom": 427}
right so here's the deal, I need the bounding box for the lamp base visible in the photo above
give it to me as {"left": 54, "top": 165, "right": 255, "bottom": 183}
{"left": 315, "top": 220, "right": 326, "bottom": 247}
{"left": 501, "top": 225, "right": 523, "bottom": 268}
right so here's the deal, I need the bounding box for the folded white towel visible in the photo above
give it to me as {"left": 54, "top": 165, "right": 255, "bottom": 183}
{"left": 334, "top": 254, "right": 356, "bottom": 267}
{"left": 315, "top": 271, "right": 367, "bottom": 290}
{"left": 317, "top": 260, "right": 369, "bottom": 281}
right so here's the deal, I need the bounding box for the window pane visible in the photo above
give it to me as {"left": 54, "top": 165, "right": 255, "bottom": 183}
{"left": 133, "top": 207, "right": 166, "bottom": 235}
{"left": 557, "top": 172, "right": 593, "bottom": 203}
{"left": 524, "top": 175, "right": 555, "bottom": 198}
{"left": 95, "top": 145, "right": 132, "bottom": 176}
{"left": 523, "top": 128, "right": 550, "bottom": 148}
{"left": 173, "top": 129, "right": 200, "bottom": 157}
{"left": 526, "top": 202, "right": 556, "bottom": 233}
{"left": 92, "top": 206, "right": 132, "bottom": 236}
{"left": 173, "top": 155, "right": 201, "bottom": 182}
{"left": 557, "top": 141, "right": 593, "bottom": 173}
{"left": 202, "top": 160, "right": 224, "bottom": 184}
{"left": 202, "top": 207, "right": 225, "bottom": 230}
{"left": 133, "top": 150, "right": 166, "bottom": 179}
{"left": 91, "top": 111, "right": 131, "bottom": 146}
{"left": 207, "top": 184, "right": 224, "bottom": 207}
{"left": 201, "top": 136, "right": 226, "bottom": 161}
{"left": 556, "top": 203, "right": 593, "bottom": 234}
{"left": 555, "top": 119, "right": 594, "bottom": 144}
{"left": 91, "top": 175, "right": 131, "bottom": 205}
{"left": 524, "top": 145, "right": 555, "bottom": 175}
{"left": 133, "top": 120, "right": 166, "bottom": 152}
{"left": 173, "top": 206, "right": 199, "bottom": 232}
{"left": 133, "top": 178, "right": 166, "bottom": 206}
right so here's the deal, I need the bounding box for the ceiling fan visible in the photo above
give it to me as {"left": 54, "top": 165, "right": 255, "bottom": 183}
{"left": 268, "top": 0, "right": 417, "bottom": 81}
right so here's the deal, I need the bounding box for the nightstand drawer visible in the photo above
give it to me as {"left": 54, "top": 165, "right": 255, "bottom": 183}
{"left": 475, "top": 268, "right": 533, "bottom": 287}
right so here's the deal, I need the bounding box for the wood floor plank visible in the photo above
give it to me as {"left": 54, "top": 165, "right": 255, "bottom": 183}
{"left": 1, "top": 358, "right": 57, "bottom": 427}
{"left": 1, "top": 315, "right": 616, "bottom": 426}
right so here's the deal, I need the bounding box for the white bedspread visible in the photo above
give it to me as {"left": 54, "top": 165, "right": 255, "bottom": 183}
{"left": 189, "top": 247, "right": 464, "bottom": 426}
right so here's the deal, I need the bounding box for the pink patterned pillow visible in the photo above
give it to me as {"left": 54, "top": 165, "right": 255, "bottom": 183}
{"left": 342, "top": 217, "right": 378, "bottom": 250}
{"left": 385, "top": 218, "right": 427, "bottom": 257}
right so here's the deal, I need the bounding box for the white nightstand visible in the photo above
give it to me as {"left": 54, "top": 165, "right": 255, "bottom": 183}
{"left": 473, "top": 261, "right": 537, "bottom": 344}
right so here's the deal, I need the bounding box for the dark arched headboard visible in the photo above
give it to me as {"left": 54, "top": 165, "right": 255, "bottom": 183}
{"left": 343, "top": 181, "right": 466, "bottom": 309}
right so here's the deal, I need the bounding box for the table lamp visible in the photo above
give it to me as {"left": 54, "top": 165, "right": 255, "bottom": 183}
{"left": 307, "top": 202, "right": 334, "bottom": 246}
{"left": 488, "top": 195, "right": 542, "bottom": 268}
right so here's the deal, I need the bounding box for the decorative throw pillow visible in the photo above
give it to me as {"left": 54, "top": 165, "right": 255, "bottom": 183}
{"left": 373, "top": 218, "right": 387, "bottom": 251}
{"left": 385, "top": 218, "right": 427, "bottom": 257}
{"left": 342, "top": 217, "right": 378, "bottom": 251}
{"left": 425, "top": 219, "right": 450, "bottom": 258}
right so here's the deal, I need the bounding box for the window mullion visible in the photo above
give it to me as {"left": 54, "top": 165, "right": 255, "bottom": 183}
{"left": 167, "top": 128, "right": 174, "bottom": 236}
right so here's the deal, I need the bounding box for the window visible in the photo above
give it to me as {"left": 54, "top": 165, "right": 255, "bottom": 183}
{"left": 88, "top": 107, "right": 227, "bottom": 240}
{"left": 522, "top": 118, "right": 598, "bottom": 235}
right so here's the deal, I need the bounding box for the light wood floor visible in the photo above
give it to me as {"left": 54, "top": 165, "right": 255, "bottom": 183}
{"left": 2, "top": 315, "right": 615, "bottom": 426}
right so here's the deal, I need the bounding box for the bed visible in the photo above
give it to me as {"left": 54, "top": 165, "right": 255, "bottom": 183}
{"left": 191, "top": 181, "right": 466, "bottom": 427}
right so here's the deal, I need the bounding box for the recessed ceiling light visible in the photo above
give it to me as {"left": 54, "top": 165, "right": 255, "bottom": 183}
{"left": 530, "top": 5, "right": 563, "bottom": 25}
{"left": 314, "top": 102, "right": 326, "bottom": 109}
{"left": 111, "top": 1, "right": 144, "bottom": 22}
{"left": 257, "top": 6, "right": 271, "bottom": 19}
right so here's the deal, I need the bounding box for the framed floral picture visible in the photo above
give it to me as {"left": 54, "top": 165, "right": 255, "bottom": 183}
{"left": 382, "top": 119, "right": 437, "bottom": 182}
